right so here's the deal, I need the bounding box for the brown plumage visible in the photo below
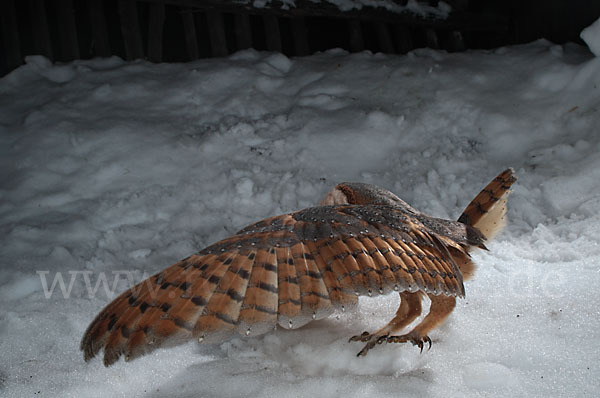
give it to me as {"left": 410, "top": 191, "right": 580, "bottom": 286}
{"left": 81, "top": 169, "right": 516, "bottom": 366}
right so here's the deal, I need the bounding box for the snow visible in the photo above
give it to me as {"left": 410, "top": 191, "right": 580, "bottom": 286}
{"left": 243, "top": 0, "right": 451, "bottom": 17}
{"left": 1, "top": 36, "right": 600, "bottom": 397}
{"left": 581, "top": 16, "right": 600, "bottom": 57}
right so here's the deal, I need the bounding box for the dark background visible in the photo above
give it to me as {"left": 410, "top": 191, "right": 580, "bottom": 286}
{"left": 2, "top": 0, "right": 600, "bottom": 77}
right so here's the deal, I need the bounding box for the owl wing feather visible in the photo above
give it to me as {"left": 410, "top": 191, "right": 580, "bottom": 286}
{"left": 81, "top": 204, "right": 479, "bottom": 366}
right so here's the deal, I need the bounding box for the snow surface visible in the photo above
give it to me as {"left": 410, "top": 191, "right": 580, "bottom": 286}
{"left": 244, "top": 0, "right": 451, "bottom": 17}
{"left": 581, "top": 16, "right": 600, "bottom": 57}
{"left": 1, "top": 38, "right": 600, "bottom": 397}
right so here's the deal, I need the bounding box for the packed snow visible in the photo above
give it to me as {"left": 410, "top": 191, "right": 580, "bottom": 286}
{"left": 1, "top": 22, "right": 600, "bottom": 398}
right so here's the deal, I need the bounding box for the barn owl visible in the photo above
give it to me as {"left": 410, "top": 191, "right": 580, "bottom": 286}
{"left": 81, "top": 169, "right": 516, "bottom": 366}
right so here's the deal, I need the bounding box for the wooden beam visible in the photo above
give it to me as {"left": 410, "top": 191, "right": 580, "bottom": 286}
{"left": 263, "top": 15, "right": 282, "bottom": 52}
{"left": 206, "top": 10, "right": 228, "bottom": 57}
{"left": 424, "top": 28, "right": 440, "bottom": 49}
{"left": 291, "top": 17, "right": 310, "bottom": 56}
{"left": 181, "top": 9, "right": 199, "bottom": 60}
{"left": 234, "top": 12, "right": 253, "bottom": 50}
{"left": 147, "top": 2, "right": 166, "bottom": 62}
{"left": 348, "top": 19, "right": 364, "bottom": 52}
{"left": 0, "top": 0, "right": 22, "bottom": 71}
{"left": 375, "top": 22, "right": 395, "bottom": 53}
{"left": 87, "top": 0, "right": 111, "bottom": 56}
{"left": 393, "top": 25, "right": 413, "bottom": 53}
{"left": 446, "top": 30, "right": 466, "bottom": 52}
{"left": 56, "top": 0, "right": 80, "bottom": 60}
{"left": 29, "top": 0, "right": 54, "bottom": 59}
{"left": 118, "top": 0, "right": 144, "bottom": 60}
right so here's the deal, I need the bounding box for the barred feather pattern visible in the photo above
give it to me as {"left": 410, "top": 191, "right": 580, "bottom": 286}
{"left": 81, "top": 204, "right": 477, "bottom": 366}
{"left": 458, "top": 168, "right": 517, "bottom": 239}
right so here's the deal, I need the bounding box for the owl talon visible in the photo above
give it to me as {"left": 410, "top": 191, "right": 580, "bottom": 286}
{"left": 414, "top": 335, "right": 432, "bottom": 353}
{"left": 354, "top": 334, "right": 389, "bottom": 356}
{"left": 356, "top": 338, "right": 378, "bottom": 356}
{"left": 376, "top": 335, "right": 388, "bottom": 345}
{"left": 424, "top": 335, "right": 432, "bottom": 351}
{"left": 386, "top": 333, "right": 431, "bottom": 353}
{"left": 348, "top": 331, "right": 372, "bottom": 343}
{"left": 352, "top": 330, "right": 433, "bottom": 357}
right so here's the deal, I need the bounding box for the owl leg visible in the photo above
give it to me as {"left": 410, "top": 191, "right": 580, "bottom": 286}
{"left": 385, "top": 293, "right": 456, "bottom": 352}
{"left": 350, "top": 292, "right": 422, "bottom": 356}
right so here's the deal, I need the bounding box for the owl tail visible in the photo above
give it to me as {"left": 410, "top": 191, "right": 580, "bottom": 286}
{"left": 457, "top": 168, "right": 517, "bottom": 240}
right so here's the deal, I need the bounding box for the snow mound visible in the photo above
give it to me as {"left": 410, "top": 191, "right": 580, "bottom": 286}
{"left": 1, "top": 39, "right": 600, "bottom": 397}
{"left": 581, "top": 16, "right": 600, "bottom": 56}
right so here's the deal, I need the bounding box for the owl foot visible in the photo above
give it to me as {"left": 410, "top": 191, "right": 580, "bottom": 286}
{"left": 354, "top": 333, "right": 389, "bottom": 356}
{"left": 386, "top": 332, "right": 432, "bottom": 353}
{"left": 348, "top": 331, "right": 373, "bottom": 342}
{"left": 352, "top": 331, "right": 431, "bottom": 356}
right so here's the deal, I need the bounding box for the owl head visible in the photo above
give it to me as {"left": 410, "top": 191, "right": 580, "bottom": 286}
{"left": 320, "top": 182, "right": 420, "bottom": 215}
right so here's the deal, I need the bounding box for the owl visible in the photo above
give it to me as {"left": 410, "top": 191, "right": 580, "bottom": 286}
{"left": 81, "top": 169, "right": 516, "bottom": 366}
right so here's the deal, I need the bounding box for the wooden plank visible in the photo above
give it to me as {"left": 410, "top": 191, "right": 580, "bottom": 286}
{"left": 347, "top": 19, "right": 364, "bottom": 52}
{"left": 449, "top": 0, "right": 470, "bottom": 10}
{"left": 0, "top": 0, "right": 22, "bottom": 71}
{"left": 28, "top": 0, "right": 54, "bottom": 59}
{"left": 393, "top": 24, "right": 413, "bottom": 53}
{"left": 181, "top": 9, "right": 199, "bottom": 60}
{"left": 375, "top": 22, "right": 395, "bottom": 53}
{"left": 263, "top": 15, "right": 282, "bottom": 52}
{"left": 147, "top": 2, "right": 166, "bottom": 62}
{"left": 56, "top": 0, "right": 80, "bottom": 60}
{"left": 206, "top": 10, "right": 228, "bottom": 57}
{"left": 234, "top": 12, "right": 253, "bottom": 50}
{"left": 87, "top": 0, "right": 111, "bottom": 56}
{"left": 424, "top": 28, "right": 440, "bottom": 49}
{"left": 118, "top": 0, "right": 144, "bottom": 60}
{"left": 291, "top": 17, "right": 310, "bottom": 56}
{"left": 446, "top": 30, "right": 466, "bottom": 52}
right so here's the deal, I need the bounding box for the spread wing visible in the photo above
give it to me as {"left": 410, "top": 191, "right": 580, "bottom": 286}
{"left": 81, "top": 204, "right": 477, "bottom": 366}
